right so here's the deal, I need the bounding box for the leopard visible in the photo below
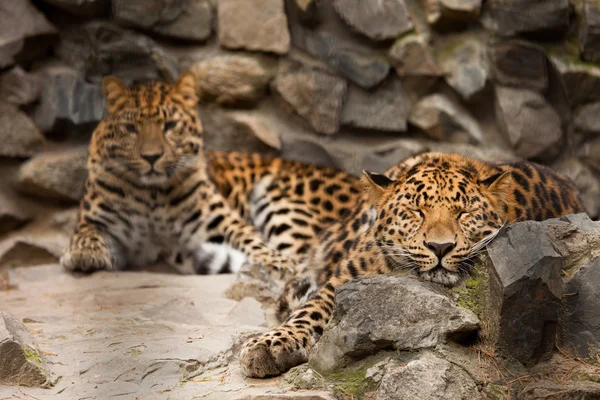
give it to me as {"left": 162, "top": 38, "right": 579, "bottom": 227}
{"left": 60, "top": 70, "right": 363, "bottom": 278}
{"left": 239, "top": 151, "right": 585, "bottom": 378}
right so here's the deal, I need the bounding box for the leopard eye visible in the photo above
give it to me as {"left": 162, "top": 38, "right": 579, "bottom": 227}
{"left": 457, "top": 211, "right": 470, "bottom": 220}
{"left": 123, "top": 123, "right": 137, "bottom": 133}
{"left": 164, "top": 121, "right": 178, "bottom": 131}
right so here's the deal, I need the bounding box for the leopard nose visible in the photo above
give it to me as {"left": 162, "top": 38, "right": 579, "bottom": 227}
{"left": 141, "top": 153, "right": 162, "bottom": 166}
{"left": 424, "top": 241, "right": 456, "bottom": 259}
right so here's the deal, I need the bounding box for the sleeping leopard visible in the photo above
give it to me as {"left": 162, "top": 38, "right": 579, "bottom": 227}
{"left": 60, "top": 71, "right": 362, "bottom": 277}
{"left": 238, "top": 152, "right": 585, "bottom": 378}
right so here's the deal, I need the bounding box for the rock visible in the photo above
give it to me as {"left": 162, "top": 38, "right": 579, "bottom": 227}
{"left": 484, "top": 220, "right": 564, "bottom": 366}
{"left": 0, "top": 0, "right": 57, "bottom": 69}
{"left": 518, "top": 381, "right": 600, "bottom": 400}
{"left": 55, "top": 21, "right": 179, "bottom": 85}
{"left": 16, "top": 147, "right": 88, "bottom": 203}
{"left": 189, "top": 54, "right": 276, "bottom": 107}
{"left": 39, "top": 0, "right": 110, "bottom": 16}
{"left": 238, "top": 395, "right": 332, "bottom": 400}
{"left": 293, "top": 29, "right": 390, "bottom": 89}
{"left": 292, "top": 0, "right": 322, "bottom": 26}
{"left": 574, "top": 102, "right": 600, "bottom": 134}
{"left": 494, "top": 86, "right": 563, "bottom": 160}
{"left": 32, "top": 64, "right": 105, "bottom": 133}
{"left": 482, "top": 0, "right": 569, "bottom": 37}
{"left": 0, "top": 195, "right": 31, "bottom": 236}
{"left": 552, "top": 59, "right": 600, "bottom": 106}
{"left": 580, "top": 1, "right": 600, "bottom": 63}
{"left": 272, "top": 61, "right": 347, "bottom": 135}
{"left": 579, "top": 137, "right": 600, "bottom": 174}
{"left": 375, "top": 352, "right": 483, "bottom": 400}
{"left": 309, "top": 276, "right": 479, "bottom": 373}
{"left": 409, "top": 94, "right": 483, "bottom": 144}
{"left": 333, "top": 0, "right": 413, "bottom": 41}
{"left": 0, "top": 312, "right": 51, "bottom": 387}
{"left": 0, "top": 238, "right": 63, "bottom": 269}
{"left": 553, "top": 157, "right": 600, "bottom": 219}
{"left": 0, "top": 66, "right": 41, "bottom": 106}
{"left": 113, "top": 0, "right": 213, "bottom": 42}
{"left": 490, "top": 40, "right": 548, "bottom": 93}
{"left": 558, "top": 257, "right": 600, "bottom": 359}
{"left": 218, "top": 0, "right": 290, "bottom": 54}
{"left": 200, "top": 107, "right": 281, "bottom": 155}
{"left": 425, "top": 0, "right": 482, "bottom": 29}
{"left": 341, "top": 77, "right": 411, "bottom": 132}
{"left": 0, "top": 102, "right": 45, "bottom": 158}
{"left": 389, "top": 34, "right": 441, "bottom": 77}
{"left": 441, "top": 38, "right": 488, "bottom": 101}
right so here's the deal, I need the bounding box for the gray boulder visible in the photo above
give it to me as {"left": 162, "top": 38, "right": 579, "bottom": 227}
{"left": 32, "top": 64, "right": 105, "bottom": 133}
{"left": 425, "top": 0, "right": 482, "bottom": 30}
{"left": 39, "top": 0, "right": 110, "bottom": 16}
{"left": 113, "top": 0, "right": 213, "bottom": 42}
{"left": 494, "top": 86, "right": 563, "bottom": 160}
{"left": 375, "top": 352, "right": 483, "bottom": 400}
{"left": 0, "top": 312, "right": 52, "bottom": 387}
{"left": 580, "top": 1, "right": 600, "bottom": 63}
{"left": 574, "top": 102, "right": 600, "bottom": 134}
{"left": 551, "top": 57, "right": 600, "bottom": 106}
{"left": 553, "top": 157, "right": 600, "bottom": 219}
{"left": 218, "top": 0, "right": 290, "bottom": 54}
{"left": 389, "top": 34, "right": 441, "bottom": 77}
{"left": 333, "top": 0, "right": 413, "bottom": 41}
{"left": 490, "top": 40, "right": 549, "bottom": 93}
{"left": 482, "top": 0, "right": 569, "bottom": 37}
{"left": 190, "top": 54, "right": 276, "bottom": 107}
{"left": 309, "top": 276, "right": 479, "bottom": 373}
{"left": 292, "top": 28, "right": 390, "bottom": 89}
{"left": 272, "top": 60, "right": 347, "bottom": 135}
{"left": 0, "top": 0, "right": 57, "bottom": 69}
{"left": 0, "top": 102, "right": 45, "bottom": 158}
{"left": 341, "top": 77, "right": 411, "bottom": 132}
{"left": 409, "top": 94, "right": 483, "bottom": 144}
{"left": 55, "top": 21, "right": 179, "bottom": 85}
{"left": 441, "top": 38, "right": 488, "bottom": 101}
{"left": 484, "top": 221, "right": 564, "bottom": 366}
{"left": 17, "top": 146, "right": 88, "bottom": 203}
{"left": 0, "top": 66, "right": 41, "bottom": 106}
{"left": 559, "top": 257, "right": 600, "bottom": 359}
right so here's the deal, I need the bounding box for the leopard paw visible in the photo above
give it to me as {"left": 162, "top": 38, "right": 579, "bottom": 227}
{"left": 263, "top": 255, "right": 297, "bottom": 280}
{"left": 60, "top": 243, "right": 114, "bottom": 272}
{"left": 240, "top": 332, "right": 308, "bottom": 378}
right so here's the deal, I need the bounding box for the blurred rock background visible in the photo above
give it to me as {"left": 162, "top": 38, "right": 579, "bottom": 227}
{"left": 1, "top": 0, "right": 600, "bottom": 268}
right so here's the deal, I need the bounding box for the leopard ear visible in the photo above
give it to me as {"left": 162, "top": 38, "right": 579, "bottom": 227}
{"left": 173, "top": 71, "right": 198, "bottom": 108}
{"left": 362, "top": 170, "right": 395, "bottom": 203}
{"left": 481, "top": 170, "right": 513, "bottom": 195}
{"left": 102, "top": 76, "right": 128, "bottom": 114}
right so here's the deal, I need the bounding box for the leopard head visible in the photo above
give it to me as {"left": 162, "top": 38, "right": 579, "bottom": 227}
{"left": 89, "top": 71, "right": 202, "bottom": 185}
{"left": 363, "top": 153, "right": 513, "bottom": 286}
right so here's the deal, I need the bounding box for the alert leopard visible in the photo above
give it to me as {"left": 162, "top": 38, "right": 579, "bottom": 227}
{"left": 61, "top": 71, "right": 362, "bottom": 277}
{"left": 240, "top": 152, "right": 585, "bottom": 378}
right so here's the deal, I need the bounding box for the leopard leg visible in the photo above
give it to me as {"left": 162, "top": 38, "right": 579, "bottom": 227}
{"left": 275, "top": 272, "right": 319, "bottom": 321}
{"left": 240, "top": 276, "right": 348, "bottom": 378}
{"left": 61, "top": 221, "right": 125, "bottom": 272}
{"left": 179, "top": 193, "right": 296, "bottom": 279}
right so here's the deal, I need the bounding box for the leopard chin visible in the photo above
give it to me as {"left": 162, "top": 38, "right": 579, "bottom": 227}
{"left": 419, "top": 267, "right": 464, "bottom": 287}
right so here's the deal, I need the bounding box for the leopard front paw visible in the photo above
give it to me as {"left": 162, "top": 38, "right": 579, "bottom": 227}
{"left": 60, "top": 243, "right": 114, "bottom": 273}
{"left": 240, "top": 332, "right": 308, "bottom": 378}
{"left": 262, "top": 255, "right": 296, "bottom": 280}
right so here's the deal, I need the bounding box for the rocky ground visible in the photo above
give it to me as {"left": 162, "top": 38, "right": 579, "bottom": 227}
{"left": 0, "top": 264, "right": 334, "bottom": 399}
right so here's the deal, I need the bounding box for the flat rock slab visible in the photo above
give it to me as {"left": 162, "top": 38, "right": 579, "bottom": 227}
{"left": 0, "top": 264, "right": 330, "bottom": 399}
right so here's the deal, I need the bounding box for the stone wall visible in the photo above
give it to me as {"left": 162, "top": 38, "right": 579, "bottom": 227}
{"left": 1, "top": 0, "right": 600, "bottom": 265}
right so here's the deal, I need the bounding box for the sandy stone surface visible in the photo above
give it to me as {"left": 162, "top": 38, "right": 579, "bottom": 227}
{"left": 0, "top": 264, "right": 331, "bottom": 399}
